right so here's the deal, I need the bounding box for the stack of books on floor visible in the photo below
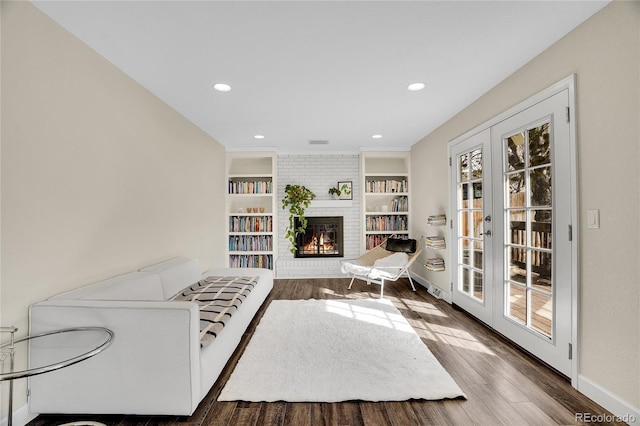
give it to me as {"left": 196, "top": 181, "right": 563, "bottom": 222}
{"left": 425, "top": 236, "right": 446, "bottom": 249}
{"left": 427, "top": 215, "right": 447, "bottom": 226}
{"left": 425, "top": 258, "right": 445, "bottom": 272}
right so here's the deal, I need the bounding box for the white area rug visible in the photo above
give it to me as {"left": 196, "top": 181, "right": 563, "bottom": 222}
{"left": 218, "top": 298, "right": 466, "bottom": 402}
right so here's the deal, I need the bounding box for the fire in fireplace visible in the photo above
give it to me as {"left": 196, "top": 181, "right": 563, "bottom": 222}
{"left": 295, "top": 216, "right": 344, "bottom": 258}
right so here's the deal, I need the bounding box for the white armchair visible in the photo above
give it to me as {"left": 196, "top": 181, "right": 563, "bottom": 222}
{"left": 341, "top": 238, "right": 422, "bottom": 298}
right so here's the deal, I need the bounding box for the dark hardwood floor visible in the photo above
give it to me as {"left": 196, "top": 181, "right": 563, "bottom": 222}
{"left": 29, "top": 278, "right": 621, "bottom": 426}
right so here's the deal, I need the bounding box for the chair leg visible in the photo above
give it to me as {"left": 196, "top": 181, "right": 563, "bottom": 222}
{"left": 348, "top": 275, "right": 356, "bottom": 290}
{"left": 407, "top": 272, "right": 416, "bottom": 292}
{"left": 380, "top": 279, "right": 385, "bottom": 299}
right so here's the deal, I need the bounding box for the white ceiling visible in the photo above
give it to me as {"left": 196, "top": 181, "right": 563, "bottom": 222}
{"left": 32, "top": 1, "right": 608, "bottom": 153}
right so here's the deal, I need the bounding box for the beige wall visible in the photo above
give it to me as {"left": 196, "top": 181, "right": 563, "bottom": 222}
{"left": 411, "top": 0, "right": 639, "bottom": 410}
{"left": 1, "top": 1, "right": 227, "bottom": 412}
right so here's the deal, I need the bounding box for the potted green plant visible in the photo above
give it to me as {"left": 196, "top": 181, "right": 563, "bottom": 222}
{"left": 282, "top": 184, "right": 316, "bottom": 254}
{"left": 328, "top": 186, "right": 341, "bottom": 198}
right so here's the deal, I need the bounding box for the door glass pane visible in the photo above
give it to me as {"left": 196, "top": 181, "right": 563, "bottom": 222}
{"left": 507, "top": 210, "right": 526, "bottom": 245}
{"left": 472, "top": 240, "right": 483, "bottom": 270}
{"left": 472, "top": 182, "right": 483, "bottom": 208}
{"left": 461, "top": 238, "right": 471, "bottom": 266}
{"left": 508, "top": 247, "right": 526, "bottom": 284}
{"left": 468, "top": 245, "right": 477, "bottom": 271}
{"left": 460, "top": 183, "right": 469, "bottom": 209}
{"left": 531, "top": 291, "right": 552, "bottom": 338}
{"left": 531, "top": 250, "right": 552, "bottom": 290}
{"left": 460, "top": 211, "right": 470, "bottom": 238}
{"left": 529, "top": 124, "right": 551, "bottom": 167}
{"left": 531, "top": 210, "right": 552, "bottom": 249}
{"left": 459, "top": 153, "right": 469, "bottom": 181}
{"left": 529, "top": 166, "right": 552, "bottom": 206}
{"left": 471, "top": 211, "right": 483, "bottom": 238}
{"left": 471, "top": 149, "right": 482, "bottom": 178}
{"left": 473, "top": 270, "right": 483, "bottom": 299}
{"left": 507, "top": 172, "right": 526, "bottom": 207}
{"left": 508, "top": 283, "right": 526, "bottom": 325}
{"left": 461, "top": 266, "right": 470, "bottom": 293}
{"left": 506, "top": 132, "right": 526, "bottom": 171}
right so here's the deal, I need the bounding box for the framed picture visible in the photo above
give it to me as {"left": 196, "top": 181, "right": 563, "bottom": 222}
{"left": 338, "top": 181, "right": 352, "bottom": 200}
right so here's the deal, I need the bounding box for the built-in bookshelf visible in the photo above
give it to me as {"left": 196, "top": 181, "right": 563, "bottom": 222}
{"left": 226, "top": 152, "right": 277, "bottom": 270}
{"left": 425, "top": 214, "right": 446, "bottom": 272}
{"left": 361, "top": 152, "right": 411, "bottom": 250}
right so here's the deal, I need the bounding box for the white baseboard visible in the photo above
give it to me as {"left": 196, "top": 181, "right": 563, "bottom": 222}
{"left": 577, "top": 375, "right": 639, "bottom": 425}
{"left": 1, "top": 402, "right": 36, "bottom": 426}
{"left": 411, "top": 274, "right": 452, "bottom": 304}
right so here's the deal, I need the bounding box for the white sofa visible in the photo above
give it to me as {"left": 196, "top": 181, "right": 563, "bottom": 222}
{"left": 28, "top": 257, "right": 273, "bottom": 416}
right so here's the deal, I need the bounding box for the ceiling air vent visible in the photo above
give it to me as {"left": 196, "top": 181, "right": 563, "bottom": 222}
{"left": 308, "top": 140, "right": 329, "bottom": 145}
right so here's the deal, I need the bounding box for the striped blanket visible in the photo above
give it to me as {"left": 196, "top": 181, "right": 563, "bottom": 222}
{"left": 173, "top": 276, "right": 258, "bottom": 347}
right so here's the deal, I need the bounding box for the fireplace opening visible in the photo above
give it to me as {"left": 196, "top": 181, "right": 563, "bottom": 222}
{"left": 295, "top": 216, "right": 344, "bottom": 258}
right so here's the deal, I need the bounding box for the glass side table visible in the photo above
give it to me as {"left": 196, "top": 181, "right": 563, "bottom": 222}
{"left": 0, "top": 326, "right": 114, "bottom": 426}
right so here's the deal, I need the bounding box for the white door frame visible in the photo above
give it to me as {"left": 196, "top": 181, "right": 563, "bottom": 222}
{"left": 447, "top": 75, "right": 579, "bottom": 386}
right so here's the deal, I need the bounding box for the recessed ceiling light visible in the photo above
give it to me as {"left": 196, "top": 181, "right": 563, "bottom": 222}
{"left": 407, "top": 82, "right": 426, "bottom": 91}
{"left": 254, "top": 135, "right": 265, "bottom": 139}
{"left": 372, "top": 134, "right": 383, "bottom": 139}
{"left": 212, "top": 83, "right": 231, "bottom": 92}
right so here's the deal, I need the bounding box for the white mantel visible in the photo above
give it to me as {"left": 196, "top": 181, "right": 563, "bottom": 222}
{"left": 310, "top": 199, "right": 353, "bottom": 208}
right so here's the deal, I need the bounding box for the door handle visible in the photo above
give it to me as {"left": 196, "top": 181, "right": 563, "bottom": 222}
{"left": 481, "top": 230, "right": 492, "bottom": 237}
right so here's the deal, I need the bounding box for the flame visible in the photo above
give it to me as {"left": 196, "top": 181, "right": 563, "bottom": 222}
{"left": 303, "top": 232, "right": 336, "bottom": 253}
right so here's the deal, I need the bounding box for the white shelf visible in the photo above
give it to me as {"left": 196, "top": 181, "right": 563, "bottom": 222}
{"left": 364, "top": 173, "right": 409, "bottom": 177}
{"left": 361, "top": 152, "right": 411, "bottom": 251}
{"left": 364, "top": 192, "right": 409, "bottom": 196}
{"left": 229, "top": 251, "right": 273, "bottom": 255}
{"left": 366, "top": 231, "right": 409, "bottom": 235}
{"left": 228, "top": 231, "right": 275, "bottom": 235}
{"left": 228, "top": 173, "right": 273, "bottom": 178}
{"left": 226, "top": 152, "right": 277, "bottom": 270}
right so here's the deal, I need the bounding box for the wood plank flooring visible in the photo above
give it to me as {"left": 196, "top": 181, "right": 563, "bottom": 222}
{"left": 29, "top": 278, "right": 621, "bottom": 426}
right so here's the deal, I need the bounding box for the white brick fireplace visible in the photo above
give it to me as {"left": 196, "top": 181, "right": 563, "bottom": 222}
{"left": 276, "top": 154, "right": 360, "bottom": 278}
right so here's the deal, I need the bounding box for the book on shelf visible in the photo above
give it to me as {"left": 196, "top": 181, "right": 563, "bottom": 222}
{"left": 229, "top": 216, "right": 273, "bottom": 233}
{"left": 228, "top": 235, "right": 273, "bottom": 252}
{"left": 427, "top": 215, "right": 447, "bottom": 226}
{"left": 229, "top": 254, "right": 273, "bottom": 269}
{"left": 390, "top": 196, "right": 408, "bottom": 212}
{"left": 425, "top": 257, "right": 445, "bottom": 271}
{"left": 425, "top": 265, "right": 445, "bottom": 272}
{"left": 228, "top": 180, "right": 273, "bottom": 194}
{"left": 365, "top": 215, "right": 408, "bottom": 232}
{"left": 365, "top": 179, "right": 408, "bottom": 193}
{"left": 366, "top": 234, "right": 388, "bottom": 250}
{"left": 425, "top": 236, "right": 446, "bottom": 249}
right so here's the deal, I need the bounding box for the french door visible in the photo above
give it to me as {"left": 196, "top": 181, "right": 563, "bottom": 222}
{"left": 450, "top": 88, "right": 574, "bottom": 377}
{"left": 450, "top": 129, "right": 493, "bottom": 326}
